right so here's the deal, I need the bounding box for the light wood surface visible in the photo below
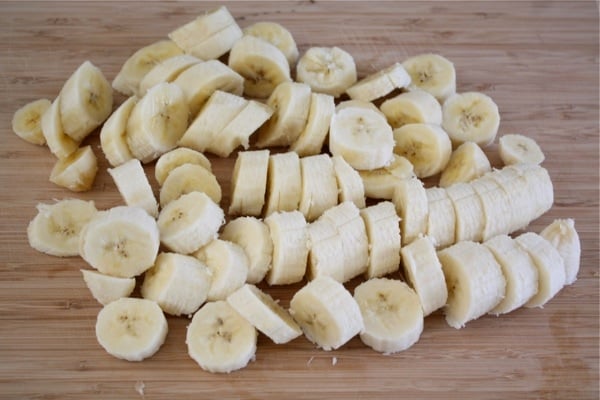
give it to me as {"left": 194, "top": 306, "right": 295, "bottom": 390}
{"left": 0, "top": 1, "right": 598, "bottom": 399}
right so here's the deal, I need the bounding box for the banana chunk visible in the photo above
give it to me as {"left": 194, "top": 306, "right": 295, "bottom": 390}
{"left": 359, "top": 154, "right": 415, "bottom": 200}
{"left": 425, "top": 187, "right": 456, "bottom": 248}
{"left": 402, "top": 53, "right": 456, "bottom": 102}
{"left": 41, "top": 98, "right": 79, "bottom": 159}
{"left": 442, "top": 91, "right": 500, "bottom": 147}
{"left": 540, "top": 219, "right": 581, "bottom": 285}
{"left": 499, "top": 133, "right": 545, "bottom": 165}
{"left": 332, "top": 155, "right": 366, "bottom": 209}
{"left": 299, "top": 154, "right": 338, "bottom": 221}
{"left": 154, "top": 147, "right": 212, "bottom": 187}
{"left": 81, "top": 269, "right": 135, "bottom": 306}
{"left": 393, "top": 123, "right": 452, "bottom": 179}
{"left": 243, "top": 21, "right": 299, "bottom": 66}
{"left": 99, "top": 96, "right": 137, "bottom": 167}
{"left": 12, "top": 98, "right": 51, "bottom": 145}
{"left": 471, "top": 175, "right": 514, "bottom": 241}
{"left": 380, "top": 89, "right": 442, "bottom": 129}
{"left": 445, "top": 182, "right": 485, "bottom": 243}
{"left": 264, "top": 211, "right": 308, "bottom": 285}
{"left": 108, "top": 159, "right": 158, "bottom": 218}
{"left": 290, "top": 93, "right": 336, "bottom": 157}
{"left": 346, "top": 63, "right": 411, "bottom": 102}
{"left": 360, "top": 201, "right": 401, "bottom": 279}
{"left": 264, "top": 152, "right": 302, "bottom": 216}
{"left": 306, "top": 217, "right": 344, "bottom": 282}
{"left": 296, "top": 46, "right": 357, "bottom": 97}
{"left": 439, "top": 141, "right": 491, "bottom": 188}
{"left": 392, "top": 176, "right": 428, "bottom": 245}
{"left": 49, "top": 145, "right": 98, "bottom": 192}
{"left": 159, "top": 163, "right": 222, "bottom": 207}
{"left": 229, "top": 150, "right": 270, "bottom": 217}
{"left": 138, "top": 54, "right": 202, "bottom": 96}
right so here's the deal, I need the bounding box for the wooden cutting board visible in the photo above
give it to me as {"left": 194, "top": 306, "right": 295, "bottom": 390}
{"left": 0, "top": 1, "right": 598, "bottom": 399}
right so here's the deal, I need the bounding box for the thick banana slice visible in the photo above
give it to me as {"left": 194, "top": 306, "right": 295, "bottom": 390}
{"left": 392, "top": 177, "right": 428, "bottom": 245}
{"left": 264, "top": 152, "right": 302, "bottom": 216}
{"left": 289, "top": 92, "right": 335, "bottom": 157}
{"left": 12, "top": 98, "right": 51, "bottom": 145}
{"left": 227, "top": 284, "right": 302, "bottom": 344}
{"left": 141, "top": 252, "right": 212, "bottom": 316}
{"left": 229, "top": 150, "right": 270, "bottom": 217}
{"left": 442, "top": 91, "right": 500, "bottom": 147}
{"left": 95, "top": 297, "right": 168, "bottom": 362}
{"left": 159, "top": 163, "right": 222, "bottom": 207}
{"left": 108, "top": 159, "right": 158, "bottom": 218}
{"left": 289, "top": 276, "right": 363, "bottom": 351}
{"left": 49, "top": 145, "right": 98, "bottom": 192}
{"left": 425, "top": 187, "right": 456, "bottom": 248}
{"left": 393, "top": 123, "right": 452, "bottom": 178}
{"left": 296, "top": 46, "right": 357, "bottom": 97}
{"left": 445, "top": 182, "right": 485, "bottom": 243}
{"left": 299, "top": 154, "right": 338, "bottom": 221}
{"left": 154, "top": 147, "right": 212, "bottom": 187}
{"left": 359, "top": 154, "right": 415, "bottom": 200}
{"left": 79, "top": 206, "right": 160, "bottom": 278}
{"left": 508, "top": 163, "right": 554, "bottom": 223}
{"left": 359, "top": 201, "right": 401, "bottom": 279}
{"left": 264, "top": 211, "right": 308, "bottom": 285}
{"left": 346, "top": 63, "right": 411, "bottom": 102}
{"left": 380, "top": 89, "right": 442, "bottom": 129}
{"left": 332, "top": 155, "right": 366, "bottom": 209}
{"left": 186, "top": 300, "right": 257, "bottom": 374}
{"left": 540, "top": 219, "right": 580, "bottom": 285}
{"left": 439, "top": 141, "right": 491, "bottom": 188}
{"left": 27, "top": 199, "right": 97, "bottom": 257}
{"left": 306, "top": 218, "right": 344, "bottom": 282}
{"left": 499, "top": 133, "right": 545, "bottom": 165}
{"left": 138, "top": 54, "right": 202, "bottom": 96}
{"left": 354, "top": 278, "right": 423, "bottom": 354}
{"left": 99, "top": 96, "right": 137, "bottom": 167}
{"left": 402, "top": 53, "right": 456, "bottom": 102}
{"left": 41, "top": 98, "right": 79, "bottom": 159}
{"left": 157, "top": 191, "right": 224, "bottom": 255}
{"left": 471, "top": 175, "right": 514, "bottom": 241}
{"left": 81, "top": 269, "right": 135, "bottom": 306}
{"left": 243, "top": 21, "right": 299, "bottom": 66}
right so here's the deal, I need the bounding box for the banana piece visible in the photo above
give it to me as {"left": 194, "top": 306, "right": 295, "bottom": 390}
{"left": 264, "top": 210, "right": 308, "bottom": 285}
{"left": 425, "top": 187, "right": 456, "bottom": 248}
{"left": 141, "top": 252, "right": 212, "bottom": 316}
{"left": 12, "top": 98, "right": 51, "bottom": 145}
{"left": 227, "top": 284, "right": 302, "bottom": 344}
{"left": 354, "top": 278, "right": 423, "bottom": 354}
{"left": 296, "top": 46, "right": 357, "bottom": 97}
{"left": 289, "top": 93, "right": 335, "bottom": 157}
{"left": 264, "top": 152, "right": 302, "bottom": 216}
{"left": 112, "top": 40, "right": 183, "bottom": 96}
{"left": 99, "top": 96, "right": 137, "bottom": 167}
{"left": 329, "top": 106, "right": 395, "bottom": 170}
{"left": 445, "top": 182, "right": 485, "bottom": 243}
{"left": 79, "top": 206, "right": 160, "bottom": 278}
{"left": 41, "top": 98, "right": 79, "bottom": 159}
{"left": 220, "top": 216, "right": 273, "bottom": 284}
{"left": 483, "top": 234, "right": 539, "bottom": 315}
{"left": 229, "top": 150, "right": 270, "bottom": 217}
{"left": 392, "top": 177, "right": 428, "bottom": 245}
{"left": 498, "top": 133, "right": 545, "bottom": 165}
{"left": 336, "top": 99, "right": 386, "bottom": 116}
{"left": 393, "top": 123, "right": 452, "bottom": 179}
{"left": 437, "top": 241, "right": 506, "bottom": 329}
{"left": 126, "top": 82, "right": 189, "bottom": 163}
{"left": 359, "top": 154, "right": 415, "bottom": 200}
{"left": 154, "top": 147, "right": 212, "bottom": 187}
{"left": 108, "top": 159, "right": 158, "bottom": 218}
{"left": 402, "top": 53, "right": 456, "bottom": 102}
{"left": 157, "top": 191, "right": 224, "bottom": 255}
{"left": 27, "top": 199, "right": 97, "bottom": 257}
{"left": 96, "top": 297, "right": 168, "bottom": 362}
{"left": 289, "top": 276, "right": 363, "bottom": 351}
{"left": 81, "top": 269, "right": 136, "bottom": 306}
{"left": 540, "top": 219, "right": 580, "bottom": 285}
{"left": 255, "top": 82, "right": 311, "bottom": 148}
{"left": 243, "top": 21, "right": 299, "bottom": 66}
{"left": 193, "top": 239, "right": 249, "bottom": 301}
{"left": 306, "top": 218, "right": 344, "bottom": 282}
{"left": 138, "top": 54, "right": 202, "bottom": 96}
{"left": 346, "top": 63, "right": 411, "bottom": 102}
{"left": 439, "top": 141, "right": 491, "bottom": 188}
{"left": 299, "top": 154, "right": 339, "bottom": 221}
{"left": 380, "top": 89, "right": 442, "bottom": 129}
{"left": 400, "top": 236, "right": 448, "bottom": 316}
{"left": 228, "top": 35, "right": 291, "bottom": 98}
{"left": 486, "top": 166, "right": 531, "bottom": 233}
{"left": 159, "top": 163, "right": 222, "bottom": 207}
{"left": 471, "top": 175, "right": 514, "bottom": 241}
{"left": 508, "top": 163, "right": 554, "bottom": 223}
{"left": 186, "top": 300, "right": 257, "bottom": 373}
{"left": 49, "top": 145, "right": 98, "bottom": 192}
{"left": 332, "top": 155, "right": 366, "bottom": 209}
{"left": 359, "top": 201, "right": 401, "bottom": 278}
{"left": 442, "top": 91, "right": 500, "bottom": 147}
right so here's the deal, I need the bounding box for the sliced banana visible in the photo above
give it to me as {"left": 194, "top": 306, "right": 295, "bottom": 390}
{"left": 336, "top": 99, "right": 386, "bottom": 116}
{"left": 296, "top": 46, "right": 357, "bottom": 97}
{"left": 229, "top": 150, "right": 270, "bottom": 217}
{"left": 359, "top": 154, "right": 415, "bottom": 200}
{"left": 289, "top": 92, "right": 335, "bottom": 157}
{"left": 306, "top": 218, "right": 344, "bottom": 282}
{"left": 159, "top": 163, "right": 222, "bottom": 207}
{"left": 138, "top": 54, "right": 202, "bottom": 96}
{"left": 332, "top": 155, "right": 366, "bottom": 209}
{"left": 49, "top": 145, "right": 98, "bottom": 192}
{"left": 99, "top": 96, "right": 137, "bottom": 167}
{"left": 154, "top": 147, "right": 212, "bottom": 187}
{"left": 499, "top": 134, "right": 545, "bottom": 165}
{"left": 12, "top": 98, "right": 51, "bottom": 145}
{"left": 243, "top": 21, "right": 299, "bottom": 66}
{"left": 299, "top": 154, "right": 338, "bottom": 222}
{"left": 392, "top": 176, "right": 428, "bottom": 245}
{"left": 108, "top": 159, "right": 158, "bottom": 218}
{"left": 445, "top": 182, "right": 485, "bottom": 243}
{"left": 402, "top": 53, "right": 456, "bottom": 102}
{"left": 508, "top": 163, "right": 554, "bottom": 223}
{"left": 359, "top": 201, "right": 401, "bottom": 279}
{"left": 540, "top": 218, "right": 581, "bottom": 285}
{"left": 264, "top": 210, "right": 308, "bottom": 285}
{"left": 393, "top": 123, "right": 452, "bottom": 179}
{"left": 264, "top": 151, "right": 302, "bottom": 216}
{"left": 425, "top": 187, "right": 456, "bottom": 248}
{"left": 439, "top": 141, "right": 491, "bottom": 188}
{"left": 346, "top": 63, "right": 411, "bottom": 102}
{"left": 471, "top": 175, "right": 514, "bottom": 241}
{"left": 442, "top": 91, "right": 500, "bottom": 147}
{"left": 41, "top": 98, "right": 79, "bottom": 159}
{"left": 380, "top": 89, "right": 442, "bottom": 129}
{"left": 81, "top": 269, "right": 136, "bottom": 306}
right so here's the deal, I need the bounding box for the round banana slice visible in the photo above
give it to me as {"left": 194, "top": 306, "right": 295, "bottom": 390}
{"left": 346, "top": 63, "right": 411, "bottom": 102}
{"left": 402, "top": 53, "right": 456, "bottom": 102}
{"left": 425, "top": 187, "right": 456, "bottom": 248}
{"left": 296, "top": 46, "right": 357, "bottom": 97}
{"left": 41, "top": 98, "right": 79, "bottom": 159}
{"left": 263, "top": 151, "right": 302, "bottom": 216}
{"left": 100, "top": 96, "right": 137, "bottom": 167}
{"left": 138, "top": 54, "right": 202, "bottom": 96}
{"left": 243, "top": 21, "right": 299, "bottom": 66}
{"left": 359, "top": 201, "right": 401, "bottom": 279}
{"left": 228, "top": 150, "right": 270, "bottom": 217}
{"left": 298, "top": 154, "right": 338, "bottom": 222}
{"left": 442, "top": 91, "right": 500, "bottom": 147}
{"left": 154, "top": 147, "right": 212, "bottom": 187}
{"left": 393, "top": 123, "right": 452, "bottom": 179}
{"left": 540, "top": 218, "right": 581, "bottom": 285}
{"left": 81, "top": 269, "right": 136, "bottom": 306}
{"left": 392, "top": 176, "right": 428, "bottom": 245}
{"left": 264, "top": 210, "right": 308, "bottom": 285}
{"left": 439, "top": 141, "right": 491, "bottom": 188}
{"left": 306, "top": 217, "right": 344, "bottom": 282}
{"left": 498, "top": 133, "right": 545, "bottom": 165}
{"left": 12, "top": 98, "right": 51, "bottom": 145}
{"left": 290, "top": 92, "right": 336, "bottom": 157}
{"left": 159, "top": 163, "right": 222, "bottom": 207}
{"left": 332, "top": 155, "right": 366, "bottom": 209}
{"left": 49, "top": 145, "right": 98, "bottom": 192}
{"left": 380, "top": 89, "right": 442, "bottom": 129}
{"left": 359, "top": 154, "right": 415, "bottom": 200}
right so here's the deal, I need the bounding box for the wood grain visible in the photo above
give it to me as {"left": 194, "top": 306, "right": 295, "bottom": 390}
{"left": 0, "top": 1, "right": 598, "bottom": 399}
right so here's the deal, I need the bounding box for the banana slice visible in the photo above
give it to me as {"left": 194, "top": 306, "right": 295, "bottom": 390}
{"left": 12, "top": 98, "right": 51, "bottom": 145}
{"left": 126, "top": 82, "right": 189, "bottom": 163}
{"left": 336, "top": 99, "right": 386, "bottom": 116}
{"left": 425, "top": 187, "right": 456, "bottom": 248}
{"left": 393, "top": 123, "right": 452, "bottom": 179}
{"left": 437, "top": 241, "right": 506, "bottom": 329}
{"left": 243, "top": 21, "right": 299, "bottom": 66}
{"left": 354, "top": 278, "right": 423, "bottom": 354}
{"left": 380, "top": 89, "right": 442, "bottom": 129}
{"left": 141, "top": 252, "right": 212, "bottom": 316}
{"left": 41, "top": 98, "right": 79, "bottom": 159}
{"left": 296, "top": 46, "right": 357, "bottom": 97}
{"left": 499, "top": 133, "right": 545, "bottom": 165}
{"left": 471, "top": 175, "right": 514, "bottom": 241}
{"left": 445, "top": 182, "right": 485, "bottom": 243}
{"left": 508, "top": 163, "right": 554, "bottom": 224}
{"left": 154, "top": 147, "right": 212, "bottom": 187}
{"left": 112, "top": 39, "right": 183, "bottom": 96}
{"left": 540, "top": 219, "right": 581, "bottom": 285}
{"left": 220, "top": 216, "right": 273, "bottom": 284}
{"left": 79, "top": 206, "right": 160, "bottom": 278}
{"left": 483, "top": 234, "right": 539, "bottom": 315}
{"left": 227, "top": 284, "right": 302, "bottom": 344}
{"left": 289, "top": 276, "right": 363, "bottom": 351}
{"left": 439, "top": 141, "right": 491, "bottom": 188}
{"left": 228, "top": 35, "right": 291, "bottom": 98}
{"left": 96, "top": 297, "right": 168, "bottom": 362}
{"left": 99, "top": 96, "right": 137, "bottom": 167}
{"left": 27, "top": 199, "right": 97, "bottom": 257}
{"left": 108, "top": 159, "right": 158, "bottom": 218}
{"left": 392, "top": 177, "right": 428, "bottom": 245}
{"left": 402, "top": 53, "right": 456, "bottom": 102}
{"left": 138, "top": 54, "right": 202, "bottom": 96}
{"left": 401, "top": 236, "right": 448, "bottom": 316}
{"left": 442, "top": 91, "right": 500, "bottom": 147}
{"left": 81, "top": 269, "right": 136, "bottom": 306}
{"left": 157, "top": 191, "right": 224, "bottom": 255}
{"left": 299, "top": 154, "right": 339, "bottom": 221}
{"left": 49, "top": 145, "right": 98, "bottom": 192}
{"left": 306, "top": 218, "right": 344, "bottom": 282}
{"left": 332, "top": 155, "right": 366, "bottom": 209}
{"left": 359, "top": 154, "right": 415, "bottom": 200}
{"left": 329, "top": 106, "right": 395, "bottom": 170}
{"left": 186, "top": 300, "right": 257, "bottom": 373}
{"left": 289, "top": 92, "right": 335, "bottom": 157}
{"left": 346, "top": 63, "right": 411, "bottom": 102}
{"left": 264, "top": 152, "right": 302, "bottom": 216}
{"left": 264, "top": 210, "right": 308, "bottom": 285}
{"left": 229, "top": 150, "right": 270, "bottom": 217}
{"left": 59, "top": 61, "right": 113, "bottom": 142}
{"left": 255, "top": 82, "right": 311, "bottom": 148}
{"left": 159, "top": 163, "right": 222, "bottom": 207}
{"left": 359, "top": 201, "right": 401, "bottom": 279}
{"left": 486, "top": 166, "right": 531, "bottom": 233}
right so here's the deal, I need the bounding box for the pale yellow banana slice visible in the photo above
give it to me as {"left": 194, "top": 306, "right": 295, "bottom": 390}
{"left": 306, "top": 218, "right": 344, "bottom": 282}
{"left": 243, "top": 21, "right": 299, "bottom": 66}
{"left": 380, "top": 89, "right": 442, "bottom": 129}
{"left": 346, "top": 63, "right": 411, "bottom": 102}
{"left": 154, "top": 147, "right": 212, "bottom": 187}
{"left": 402, "top": 53, "right": 456, "bottom": 102}
{"left": 498, "top": 133, "right": 545, "bottom": 165}
{"left": 99, "top": 96, "right": 137, "bottom": 167}
{"left": 191, "top": 23, "right": 246, "bottom": 59}
{"left": 425, "top": 187, "right": 456, "bottom": 248}
{"left": 264, "top": 151, "right": 302, "bottom": 216}
{"left": 336, "top": 99, "right": 386, "bottom": 116}
{"left": 138, "top": 54, "right": 202, "bottom": 96}
{"left": 264, "top": 211, "right": 308, "bottom": 285}
{"left": 438, "top": 141, "right": 491, "bottom": 188}
{"left": 141, "top": 252, "right": 212, "bottom": 316}
{"left": 81, "top": 269, "right": 135, "bottom": 306}
{"left": 289, "top": 276, "right": 363, "bottom": 351}
{"left": 445, "top": 182, "right": 485, "bottom": 243}
{"left": 49, "top": 145, "right": 98, "bottom": 192}
{"left": 296, "top": 46, "right": 357, "bottom": 97}
{"left": 186, "top": 301, "right": 257, "bottom": 373}
{"left": 27, "top": 198, "right": 97, "bottom": 257}
{"left": 299, "top": 154, "right": 338, "bottom": 221}
{"left": 12, "top": 98, "right": 51, "bottom": 145}
{"left": 486, "top": 166, "right": 531, "bottom": 233}
{"left": 332, "top": 155, "right": 366, "bottom": 209}
{"left": 41, "top": 98, "right": 79, "bottom": 159}
{"left": 229, "top": 150, "right": 270, "bottom": 217}
{"left": 540, "top": 219, "right": 581, "bottom": 285}
{"left": 393, "top": 123, "right": 452, "bottom": 179}
{"left": 508, "top": 163, "right": 554, "bottom": 223}
{"left": 289, "top": 92, "right": 335, "bottom": 157}
{"left": 108, "top": 158, "right": 158, "bottom": 218}
{"left": 159, "top": 162, "right": 222, "bottom": 208}
{"left": 392, "top": 177, "right": 428, "bottom": 245}
{"left": 359, "top": 201, "right": 401, "bottom": 279}
{"left": 442, "top": 91, "right": 500, "bottom": 147}
{"left": 471, "top": 175, "right": 514, "bottom": 241}
{"left": 96, "top": 297, "right": 168, "bottom": 362}
{"left": 354, "top": 278, "right": 423, "bottom": 354}
{"left": 359, "top": 154, "right": 415, "bottom": 200}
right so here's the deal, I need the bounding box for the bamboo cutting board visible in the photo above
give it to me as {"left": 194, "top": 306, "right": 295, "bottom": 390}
{"left": 0, "top": 2, "right": 598, "bottom": 399}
